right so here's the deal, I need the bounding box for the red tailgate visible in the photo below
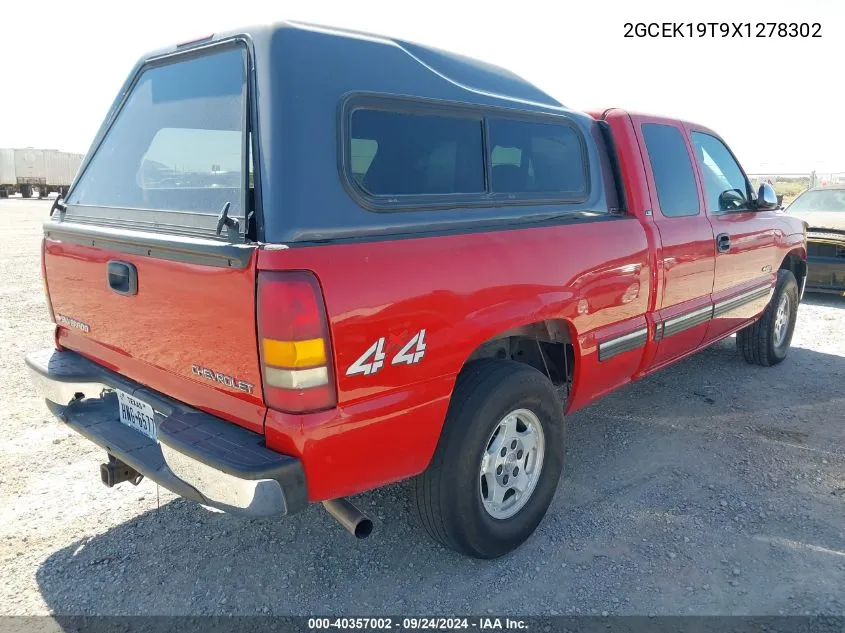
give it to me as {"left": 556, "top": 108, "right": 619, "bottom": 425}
{"left": 44, "top": 237, "right": 265, "bottom": 433}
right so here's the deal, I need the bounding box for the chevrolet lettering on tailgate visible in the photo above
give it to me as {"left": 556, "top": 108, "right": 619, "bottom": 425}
{"left": 191, "top": 364, "right": 254, "bottom": 394}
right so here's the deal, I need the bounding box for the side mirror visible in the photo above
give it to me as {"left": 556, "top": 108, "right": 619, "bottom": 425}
{"left": 756, "top": 182, "right": 779, "bottom": 210}
{"left": 718, "top": 188, "right": 747, "bottom": 211}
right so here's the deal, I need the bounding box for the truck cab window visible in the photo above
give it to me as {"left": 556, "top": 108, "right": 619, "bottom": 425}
{"left": 691, "top": 132, "right": 751, "bottom": 213}
{"left": 641, "top": 123, "right": 699, "bottom": 217}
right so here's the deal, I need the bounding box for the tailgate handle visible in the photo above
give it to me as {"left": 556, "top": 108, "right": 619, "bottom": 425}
{"left": 107, "top": 261, "right": 138, "bottom": 296}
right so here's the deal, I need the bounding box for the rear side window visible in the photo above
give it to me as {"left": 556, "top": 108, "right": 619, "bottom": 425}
{"left": 345, "top": 100, "right": 593, "bottom": 210}
{"left": 641, "top": 123, "right": 700, "bottom": 217}
{"left": 487, "top": 119, "right": 587, "bottom": 196}
{"left": 67, "top": 46, "right": 247, "bottom": 233}
{"left": 350, "top": 109, "right": 484, "bottom": 196}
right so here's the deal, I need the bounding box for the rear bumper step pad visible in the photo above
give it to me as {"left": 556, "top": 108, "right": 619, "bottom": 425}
{"left": 26, "top": 348, "right": 307, "bottom": 517}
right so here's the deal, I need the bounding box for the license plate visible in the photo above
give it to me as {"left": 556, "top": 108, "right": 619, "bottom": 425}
{"left": 116, "top": 389, "right": 157, "bottom": 441}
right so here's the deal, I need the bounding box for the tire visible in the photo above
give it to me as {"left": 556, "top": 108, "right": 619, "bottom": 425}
{"left": 20, "top": 184, "right": 32, "bottom": 199}
{"left": 414, "top": 360, "right": 564, "bottom": 558}
{"left": 737, "top": 269, "right": 799, "bottom": 366}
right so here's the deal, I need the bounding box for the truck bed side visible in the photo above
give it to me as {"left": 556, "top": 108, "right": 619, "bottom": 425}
{"left": 259, "top": 217, "right": 652, "bottom": 500}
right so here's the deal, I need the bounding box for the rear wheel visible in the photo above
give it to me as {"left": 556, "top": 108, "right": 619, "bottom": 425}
{"left": 737, "top": 269, "right": 799, "bottom": 366}
{"left": 414, "top": 360, "right": 564, "bottom": 558}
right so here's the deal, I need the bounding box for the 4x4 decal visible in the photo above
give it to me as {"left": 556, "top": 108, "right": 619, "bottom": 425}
{"left": 346, "top": 330, "right": 427, "bottom": 377}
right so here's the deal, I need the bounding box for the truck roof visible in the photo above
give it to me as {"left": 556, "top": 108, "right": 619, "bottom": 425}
{"left": 141, "top": 21, "right": 568, "bottom": 113}
{"left": 80, "top": 21, "right": 606, "bottom": 245}
{"left": 587, "top": 108, "right": 707, "bottom": 128}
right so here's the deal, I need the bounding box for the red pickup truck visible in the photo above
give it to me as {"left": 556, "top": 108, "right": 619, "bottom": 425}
{"left": 27, "top": 22, "right": 807, "bottom": 558}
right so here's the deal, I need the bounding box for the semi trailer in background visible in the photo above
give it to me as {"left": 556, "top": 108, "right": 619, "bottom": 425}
{"left": 0, "top": 148, "right": 83, "bottom": 198}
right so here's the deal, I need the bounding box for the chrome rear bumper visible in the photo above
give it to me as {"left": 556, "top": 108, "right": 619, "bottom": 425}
{"left": 26, "top": 348, "right": 307, "bottom": 517}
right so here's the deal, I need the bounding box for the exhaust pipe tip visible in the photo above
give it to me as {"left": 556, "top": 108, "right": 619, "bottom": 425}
{"left": 353, "top": 517, "right": 374, "bottom": 539}
{"left": 322, "top": 498, "right": 374, "bottom": 539}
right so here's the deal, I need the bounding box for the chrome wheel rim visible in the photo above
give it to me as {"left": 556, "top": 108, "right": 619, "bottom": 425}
{"left": 773, "top": 294, "right": 791, "bottom": 347}
{"left": 479, "top": 408, "right": 545, "bottom": 520}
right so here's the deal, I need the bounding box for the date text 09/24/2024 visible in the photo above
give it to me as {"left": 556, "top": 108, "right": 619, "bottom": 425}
{"left": 307, "top": 618, "right": 528, "bottom": 630}
{"left": 624, "top": 22, "right": 821, "bottom": 38}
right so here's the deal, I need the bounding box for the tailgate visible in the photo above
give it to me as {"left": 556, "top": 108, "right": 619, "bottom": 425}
{"left": 42, "top": 42, "right": 266, "bottom": 433}
{"left": 43, "top": 231, "right": 264, "bottom": 432}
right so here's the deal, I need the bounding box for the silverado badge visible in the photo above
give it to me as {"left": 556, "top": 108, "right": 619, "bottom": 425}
{"left": 55, "top": 313, "right": 91, "bottom": 334}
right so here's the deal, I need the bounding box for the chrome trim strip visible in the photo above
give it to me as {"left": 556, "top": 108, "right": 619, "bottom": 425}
{"left": 653, "top": 283, "right": 772, "bottom": 341}
{"left": 661, "top": 305, "right": 714, "bottom": 339}
{"left": 807, "top": 230, "right": 845, "bottom": 243}
{"left": 713, "top": 285, "right": 771, "bottom": 318}
{"left": 598, "top": 327, "right": 648, "bottom": 362}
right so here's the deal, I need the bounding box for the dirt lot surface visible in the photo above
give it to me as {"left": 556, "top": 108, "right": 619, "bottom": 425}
{"left": 1, "top": 198, "right": 843, "bottom": 617}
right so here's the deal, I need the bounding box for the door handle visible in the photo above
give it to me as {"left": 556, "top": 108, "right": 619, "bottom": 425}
{"left": 107, "top": 261, "right": 138, "bottom": 295}
{"left": 716, "top": 233, "right": 731, "bottom": 253}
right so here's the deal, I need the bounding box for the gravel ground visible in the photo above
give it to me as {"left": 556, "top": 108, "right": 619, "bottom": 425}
{"left": 1, "top": 198, "right": 843, "bottom": 616}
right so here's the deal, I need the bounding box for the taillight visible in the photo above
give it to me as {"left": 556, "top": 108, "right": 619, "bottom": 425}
{"left": 257, "top": 271, "right": 337, "bottom": 413}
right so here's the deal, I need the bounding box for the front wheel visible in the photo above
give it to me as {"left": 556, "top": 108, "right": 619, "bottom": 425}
{"left": 414, "top": 360, "right": 564, "bottom": 558}
{"left": 737, "top": 269, "right": 799, "bottom": 366}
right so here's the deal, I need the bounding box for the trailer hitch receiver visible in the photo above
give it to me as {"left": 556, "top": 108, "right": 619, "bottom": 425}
{"left": 100, "top": 454, "right": 144, "bottom": 487}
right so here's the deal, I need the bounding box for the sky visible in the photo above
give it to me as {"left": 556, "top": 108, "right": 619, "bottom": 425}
{"left": 1, "top": 0, "right": 842, "bottom": 174}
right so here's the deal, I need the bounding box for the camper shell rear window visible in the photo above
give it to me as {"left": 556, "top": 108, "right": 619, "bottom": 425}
{"left": 66, "top": 43, "right": 249, "bottom": 239}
